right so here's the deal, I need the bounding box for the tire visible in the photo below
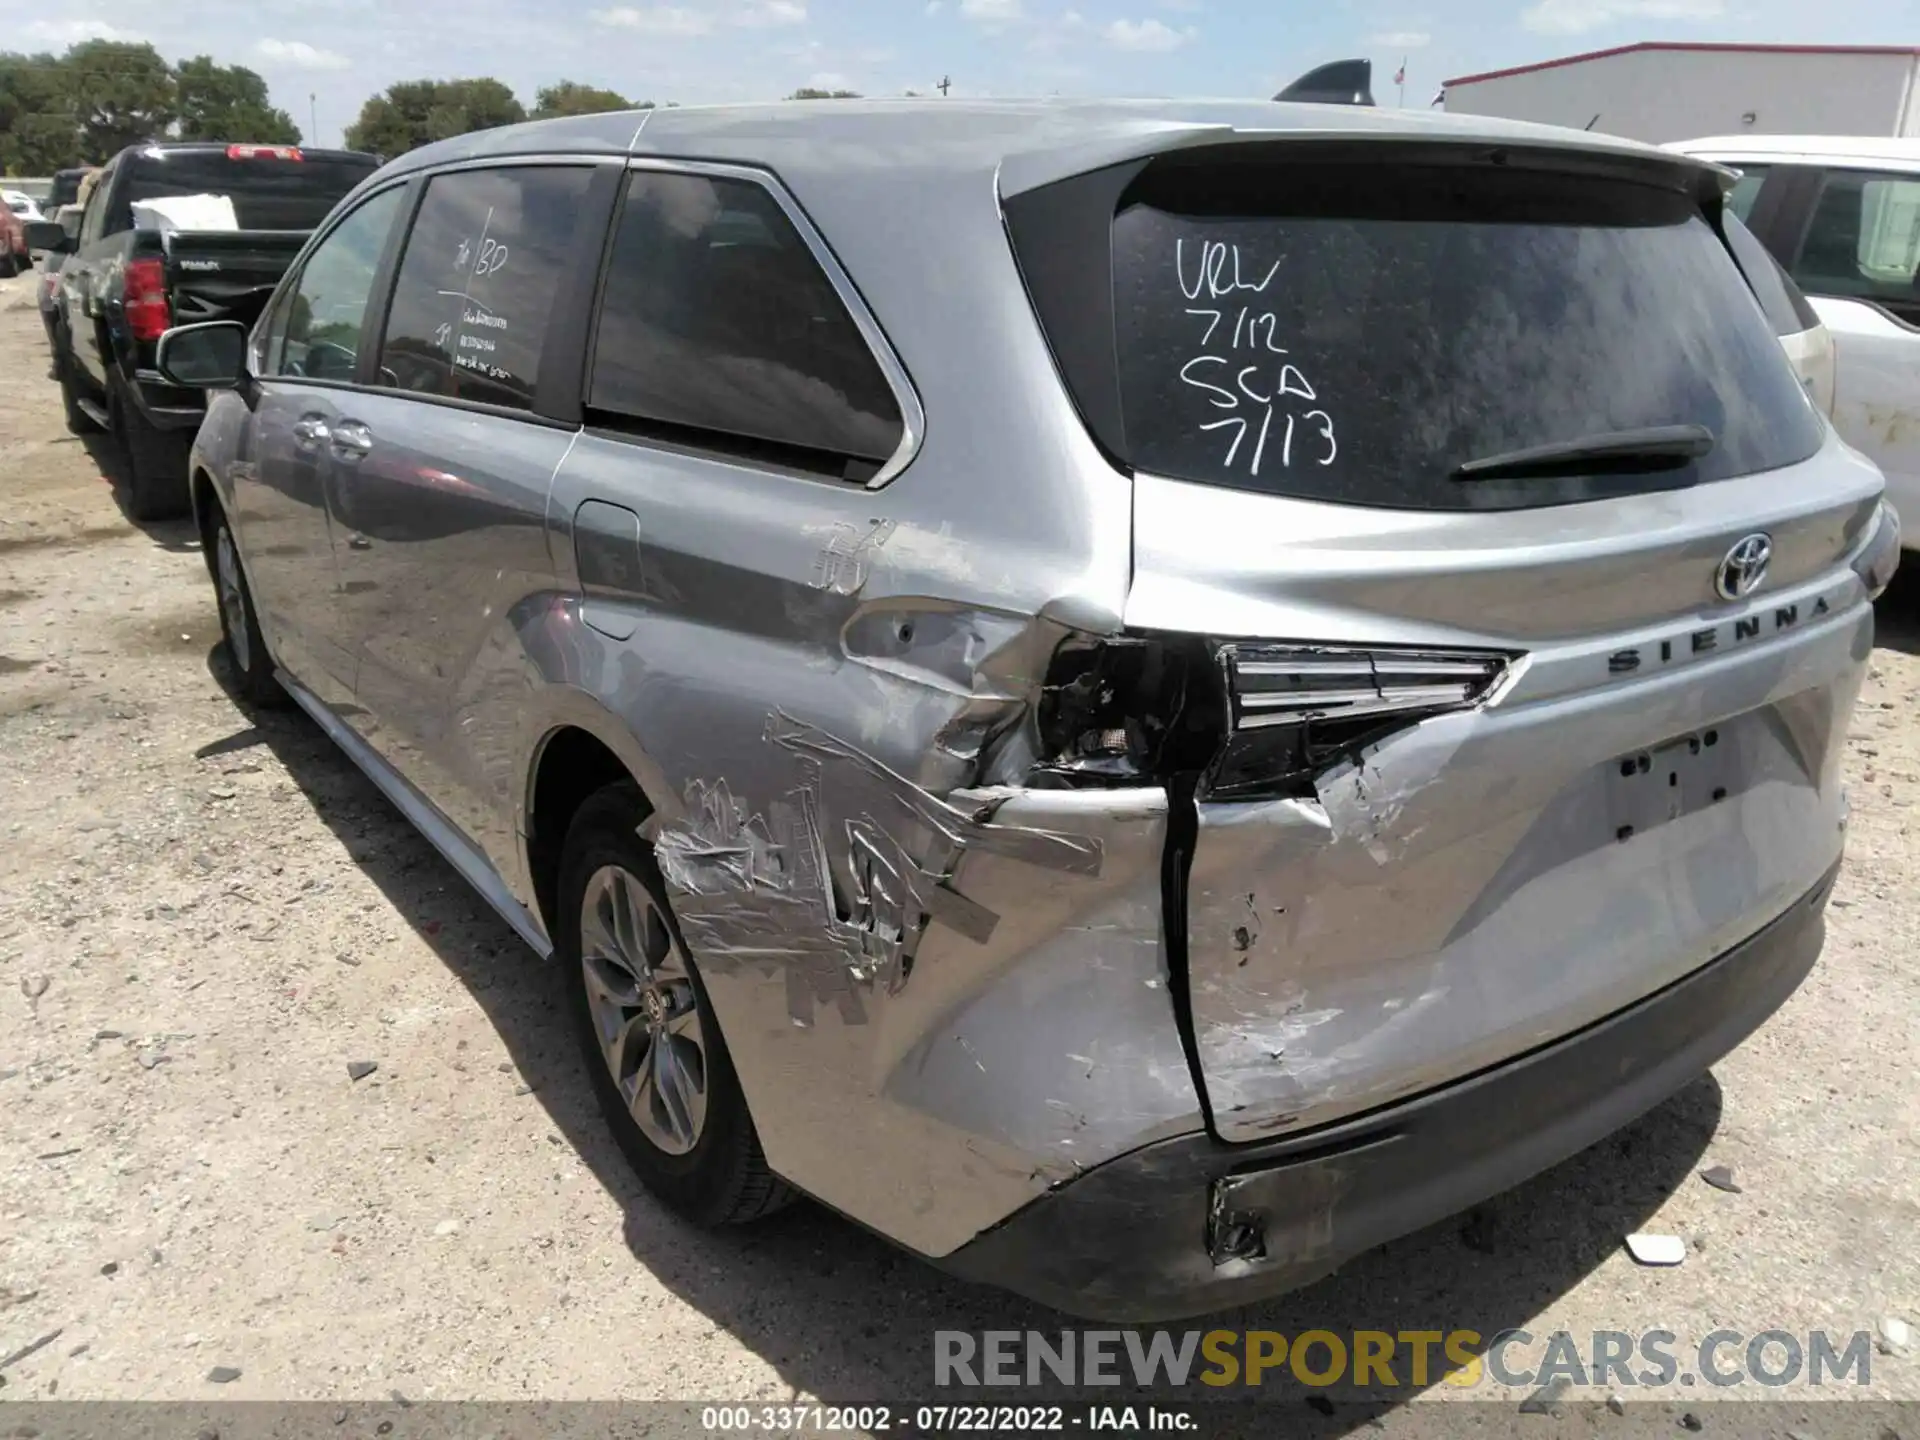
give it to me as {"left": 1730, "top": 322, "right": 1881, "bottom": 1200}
{"left": 207, "top": 506, "right": 286, "bottom": 708}
{"left": 109, "top": 369, "right": 192, "bottom": 521}
{"left": 54, "top": 340, "right": 97, "bottom": 438}
{"left": 560, "top": 784, "right": 793, "bottom": 1226}
{"left": 0, "top": 251, "right": 16, "bottom": 279}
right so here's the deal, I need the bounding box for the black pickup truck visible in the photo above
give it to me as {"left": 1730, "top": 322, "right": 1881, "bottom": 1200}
{"left": 31, "top": 142, "right": 380, "bottom": 518}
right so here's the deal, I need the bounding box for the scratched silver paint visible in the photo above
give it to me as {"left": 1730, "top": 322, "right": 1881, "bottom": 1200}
{"left": 187, "top": 100, "right": 1888, "bottom": 1261}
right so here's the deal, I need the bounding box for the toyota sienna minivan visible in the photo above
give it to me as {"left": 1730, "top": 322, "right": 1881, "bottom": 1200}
{"left": 153, "top": 98, "right": 1899, "bottom": 1321}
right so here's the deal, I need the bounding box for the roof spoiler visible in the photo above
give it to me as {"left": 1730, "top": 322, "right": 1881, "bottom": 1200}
{"left": 1273, "top": 59, "right": 1375, "bottom": 106}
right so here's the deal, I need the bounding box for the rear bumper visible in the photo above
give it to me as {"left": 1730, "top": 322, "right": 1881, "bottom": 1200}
{"left": 939, "top": 861, "right": 1837, "bottom": 1322}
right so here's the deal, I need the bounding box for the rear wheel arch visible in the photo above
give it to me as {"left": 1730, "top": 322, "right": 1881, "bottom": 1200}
{"left": 191, "top": 466, "right": 221, "bottom": 572}
{"left": 524, "top": 716, "right": 667, "bottom": 946}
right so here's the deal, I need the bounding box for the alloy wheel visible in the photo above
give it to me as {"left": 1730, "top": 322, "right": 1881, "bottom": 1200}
{"left": 578, "top": 864, "right": 709, "bottom": 1156}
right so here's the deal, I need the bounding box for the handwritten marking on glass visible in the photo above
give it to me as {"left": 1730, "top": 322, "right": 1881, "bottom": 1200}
{"left": 431, "top": 203, "right": 516, "bottom": 394}
{"left": 474, "top": 236, "right": 509, "bottom": 278}
{"left": 1177, "top": 239, "right": 1281, "bottom": 300}
{"left": 1175, "top": 238, "right": 1336, "bottom": 476}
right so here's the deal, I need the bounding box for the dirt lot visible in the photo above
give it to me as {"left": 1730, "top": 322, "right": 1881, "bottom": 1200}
{"left": 2, "top": 271, "right": 1918, "bottom": 1429}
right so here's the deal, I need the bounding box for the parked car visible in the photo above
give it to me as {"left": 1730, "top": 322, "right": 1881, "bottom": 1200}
{"left": 157, "top": 100, "right": 1897, "bottom": 1322}
{"left": 4, "top": 188, "right": 44, "bottom": 222}
{"left": 29, "top": 142, "right": 380, "bottom": 519}
{"left": 1667, "top": 135, "right": 1920, "bottom": 549}
{"left": 0, "top": 203, "right": 27, "bottom": 276}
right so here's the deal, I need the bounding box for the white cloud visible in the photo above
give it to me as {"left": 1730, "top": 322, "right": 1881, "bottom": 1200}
{"left": 926, "top": 0, "right": 943, "bottom": 11}
{"left": 1103, "top": 17, "right": 1193, "bottom": 50}
{"left": 254, "top": 39, "right": 352, "bottom": 71}
{"left": 808, "top": 70, "right": 850, "bottom": 88}
{"left": 590, "top": 6, "right": 716, "bottom": 35}
{"left": 592, "top": 2, "right": 803, "bottom": 34}
{"left": 960, "top": 0, "right": 1023, "bottom": 20}
{"left": 1520, "top": 0, "right": 1723, "bottom": 33}
{"left": 741, "top": 0, "right": 807, "bottom": 25}
{"left": 25, "top": 18, "right": 142, "bottom": 44}
{"left": 1368, "top": 29, "right": 1432, "bottom": 48}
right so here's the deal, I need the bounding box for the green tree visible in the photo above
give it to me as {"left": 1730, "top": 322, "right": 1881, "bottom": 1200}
{"left": 0, "top": 51, "right": 79, "bottom": 173}
{"left": 345, "top": 77, "right": 526, "bottom": 156}
{"left": 173, "top": 56, "right": 301, "bottom": 144}
{"left": 787, "top": 87, "right": 861, "bottom": 99}
{"left": 532, "top": 81, "right": 644, "bottom": 118}
{"left": 64, "top": 39, "right": 176, "bottom": 157}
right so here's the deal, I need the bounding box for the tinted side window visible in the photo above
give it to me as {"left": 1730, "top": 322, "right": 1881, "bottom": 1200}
{"left": 1790, "top": 168, "right": 1920, "bottom": 323}
{"left": 587, "top": 171, "right": 904, "bottom": 479}
{"left": 1724, "top": 213, "right": 1816, "bottom": 336}
{"left": 267, "top": 186, "right": 405, "bottom": 383}
{"left": 375, "top": 165, "right": 594, "bottom": 412}
{"left": 1724, "top": 165, "right": 1769, "bottom": 222}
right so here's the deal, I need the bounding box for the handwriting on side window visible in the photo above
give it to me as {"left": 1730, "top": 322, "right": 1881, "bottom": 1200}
{"left": 453, "top": 235, "right": 509, "bottom": 279}
{"left": 1176, "top": 239, "right": 1337, "bottom": 476}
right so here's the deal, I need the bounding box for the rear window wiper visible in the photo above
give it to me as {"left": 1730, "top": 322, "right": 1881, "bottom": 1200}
{"left": 1452, "top": 424, "right": 1716, "bottom": 482}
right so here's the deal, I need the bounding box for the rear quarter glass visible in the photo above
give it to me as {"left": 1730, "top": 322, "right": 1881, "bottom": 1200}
{"left": 1107, "top": 156, "right": 1825, "bottom": 511}
{"left": 1724, "top": 212, "right": 1822, "bottom": 336}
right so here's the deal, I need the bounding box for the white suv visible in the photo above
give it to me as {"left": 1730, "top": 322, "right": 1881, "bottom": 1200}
{"left": 1669, "top": 136, "right": 1920, "bottom": 549}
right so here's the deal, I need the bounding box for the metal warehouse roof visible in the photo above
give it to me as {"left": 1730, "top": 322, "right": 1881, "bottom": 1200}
{"left": 1446, "top": 41, "right": 1920, "bottom": 89}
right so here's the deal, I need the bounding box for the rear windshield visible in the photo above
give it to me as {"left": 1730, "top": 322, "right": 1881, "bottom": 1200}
{"left": 1101, "top": 156, "right": 1824, "bottom": 511}
{"left": 118, "top": 151, "right": 376, "bottom": 232}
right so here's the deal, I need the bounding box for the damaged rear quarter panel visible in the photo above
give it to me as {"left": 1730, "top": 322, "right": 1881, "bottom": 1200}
{"left": 529, "top": 165, "right": 1185, "bottom": 1255}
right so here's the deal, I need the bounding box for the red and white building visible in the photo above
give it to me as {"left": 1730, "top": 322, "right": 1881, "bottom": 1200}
{"left": 1441, "top": 42, "right": 1920, "bottom": 144}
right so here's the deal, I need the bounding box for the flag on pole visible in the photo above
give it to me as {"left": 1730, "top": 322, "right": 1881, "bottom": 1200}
{"left": 1394, "top": 60, "right": 1406, "bottom": 86}
{"left": 1430, "top": 87, "right": 1445, "bottom": 107}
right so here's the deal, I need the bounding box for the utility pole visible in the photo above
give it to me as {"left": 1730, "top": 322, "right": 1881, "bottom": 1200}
{"left": 937, "top": 75, "right": 951, "bottom": 97}
{"left": 309, "top": 93, "right": 318, "bottom": 144}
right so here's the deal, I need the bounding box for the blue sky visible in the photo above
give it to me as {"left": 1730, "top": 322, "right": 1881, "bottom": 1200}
{"left": 5, "top": 0, "right": 1917, "bottom": 146}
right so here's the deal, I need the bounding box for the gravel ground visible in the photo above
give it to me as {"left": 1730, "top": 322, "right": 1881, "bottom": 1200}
{"left": 1, "top": 271, "right": 1916, "bottom": 1431}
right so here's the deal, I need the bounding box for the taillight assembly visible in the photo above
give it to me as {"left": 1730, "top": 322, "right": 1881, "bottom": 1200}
{"left": 122, "top": 257, "right": 170, "bottom": 342}
{"left": 1030, "top": 632, "right": 1511, "bottom": 798}
{"left": 228, "top": 144, "right": 302, "bottom": 161}
{"left": 1031, "top": 634, "right": 1220, "bottom": 788}
{"left": 1211, "top": 643, "right": 1510, "bottom": 797}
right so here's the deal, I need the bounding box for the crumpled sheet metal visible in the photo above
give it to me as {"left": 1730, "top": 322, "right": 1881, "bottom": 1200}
{"left": 650, "top": 710, "right": 1103, "bottom": 1025}
{"left": 1310, "top": 710, "right": 1477, "bottom": 865}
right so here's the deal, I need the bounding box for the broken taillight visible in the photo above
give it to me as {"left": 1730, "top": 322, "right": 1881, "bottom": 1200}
{"left": 1031, "top": 634, "right": 1512, "bottom": 798}
{"left": 1210, "top": 643, "right": 1510, "bottom": 797}
{"left": 1031, "top": 634, "right": 1221, "bottom": 788}
{"left": 122, "top": 257, "right": 170, "bottom": 342}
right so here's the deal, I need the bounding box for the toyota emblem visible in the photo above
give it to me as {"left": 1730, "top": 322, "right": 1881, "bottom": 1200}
{"left": 1715, "top": 533, "right": 1772, "bottom": 601}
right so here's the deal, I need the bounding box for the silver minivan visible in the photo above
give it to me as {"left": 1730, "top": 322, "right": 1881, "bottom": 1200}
{"left": 156, "top": 99, "right": 1898, "bottom": 1321}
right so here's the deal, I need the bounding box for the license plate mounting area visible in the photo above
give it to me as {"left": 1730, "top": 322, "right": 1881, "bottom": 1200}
{"left": 1606, "top": 727, "right": 1737, "bottom": 844}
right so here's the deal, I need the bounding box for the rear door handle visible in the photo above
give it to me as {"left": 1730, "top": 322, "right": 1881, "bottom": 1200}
{"left": 292, "top": 415, "right": 330, "bottom": 448}
{"left": 329, "top": 421, "right": 372, "bottom": 460}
